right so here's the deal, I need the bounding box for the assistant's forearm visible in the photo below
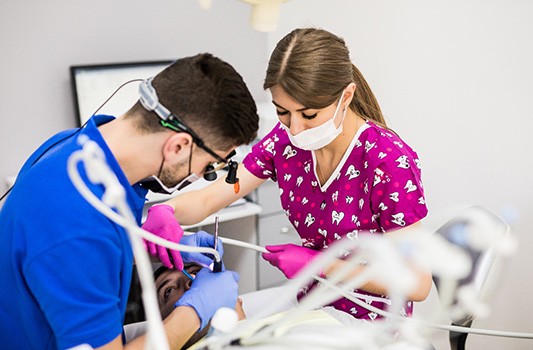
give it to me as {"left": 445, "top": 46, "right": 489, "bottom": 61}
{"left": 322, "top": 259, "right": 431, "bottom": 302}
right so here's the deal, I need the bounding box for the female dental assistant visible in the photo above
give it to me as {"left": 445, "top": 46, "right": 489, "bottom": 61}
{"left": 143, "top": 28, "right": 432, "bottom": 320}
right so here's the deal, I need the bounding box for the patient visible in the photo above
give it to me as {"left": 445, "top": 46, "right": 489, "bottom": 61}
{"left": 140, "top": 265, "right": 421, "bottom": 350}
{"left": 155, "top": 263, "right": 246, "bottom": 317}
{"left": 124, "top": 263, "right": 245, "bottom": 349}
{"left": 127, "top": 264, "right": 376, "bottom": 349}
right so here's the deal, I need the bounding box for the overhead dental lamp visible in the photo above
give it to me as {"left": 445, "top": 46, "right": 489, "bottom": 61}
{"left": 197, "top": 0, "right": 289, "bottom": 32}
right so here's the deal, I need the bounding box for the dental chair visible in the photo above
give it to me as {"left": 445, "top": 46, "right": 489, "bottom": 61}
{"left": 431, "top": 205, "right": 511, "bottom": 350}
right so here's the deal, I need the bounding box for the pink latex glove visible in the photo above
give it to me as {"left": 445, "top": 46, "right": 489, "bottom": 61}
{"left": 262, "top": 243, "right": 322, "bottom": 279}
{"left": 142, "top": 204, "right": 184, "bottom": 270}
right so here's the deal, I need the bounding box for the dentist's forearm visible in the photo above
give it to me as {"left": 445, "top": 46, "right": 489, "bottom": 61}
{"left": 165, "top": 188, "right": 218, "bottom": 226}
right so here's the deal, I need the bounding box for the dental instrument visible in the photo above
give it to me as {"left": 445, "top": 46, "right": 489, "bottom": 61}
{"left": 213, "top": 216, "right": 223, "bottom": 272}
{"left": 182, "top": 269, "right": 195, "bottom": 282}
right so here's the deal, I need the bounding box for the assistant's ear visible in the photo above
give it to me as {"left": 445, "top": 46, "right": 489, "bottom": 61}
{"left": 342, "top": 83, "right": 357, "bottom": 107}
{"left": 162, "top": 132, "right": 194, "bottom": 162}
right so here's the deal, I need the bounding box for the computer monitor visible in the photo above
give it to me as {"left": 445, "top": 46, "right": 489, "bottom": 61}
{"left": 70, "top": 60, "right": 173, "bottom": 126}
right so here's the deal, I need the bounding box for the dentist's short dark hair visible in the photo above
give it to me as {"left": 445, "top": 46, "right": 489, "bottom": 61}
{"left": 127, "top": 53, "right": 259, "bottom": 150}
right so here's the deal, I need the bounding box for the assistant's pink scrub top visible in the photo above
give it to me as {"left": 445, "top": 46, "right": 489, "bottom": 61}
{"left": 242, "top": 121, "right": 428, "bottom": 320}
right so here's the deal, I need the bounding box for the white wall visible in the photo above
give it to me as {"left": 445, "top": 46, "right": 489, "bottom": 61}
{"left": 0, "top": 0, "right": 269, "bottom": 189}
{"left": 1, "top": 1, "right": 533, "bottom": 349}
{"left": 269, "top": 1, "right": 533, "bottom": 349}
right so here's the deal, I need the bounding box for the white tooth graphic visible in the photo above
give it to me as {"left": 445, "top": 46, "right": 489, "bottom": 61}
{"left": 282, "top": 145, "right": 297, "bottom": 159}
{"left": 332, "top": 210, "right": 344, "bottom": 225}
{"left": 305, "top": 213, "right": 315, "bottom": 227}
{"left": 404, "top": 180, "right": 417, "bottom": 193}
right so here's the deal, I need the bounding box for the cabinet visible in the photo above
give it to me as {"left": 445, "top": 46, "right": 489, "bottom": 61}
{"left": 255, "top": 180, "right": 301, "bottom": 290}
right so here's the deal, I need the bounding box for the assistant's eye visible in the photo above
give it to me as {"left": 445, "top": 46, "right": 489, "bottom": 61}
{"left": 276, "top": 110, "right": 289, "bottom": 116}
{"left": 302, "top": 112, "right": 318, "bottom": 119}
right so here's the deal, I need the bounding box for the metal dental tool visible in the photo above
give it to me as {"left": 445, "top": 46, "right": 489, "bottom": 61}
{"left": 213, "top": 216, "right": 223, "bottom": 272}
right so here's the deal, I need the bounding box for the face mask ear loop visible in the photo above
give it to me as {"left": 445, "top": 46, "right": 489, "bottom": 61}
{"left": 187, "top": 139, "right": 193, "bottom": 177}
{"left": 156, "top": 155, "right": 165, "bottom": 179}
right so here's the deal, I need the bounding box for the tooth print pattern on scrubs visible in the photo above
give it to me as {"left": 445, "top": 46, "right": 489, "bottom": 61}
{"left": 242, "top": 120, "right": 428, "bottom": 320}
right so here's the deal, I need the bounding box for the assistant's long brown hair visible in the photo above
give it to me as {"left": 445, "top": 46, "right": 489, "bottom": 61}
{"left": 264, "top": 28, "right": 386, "bottom": 128}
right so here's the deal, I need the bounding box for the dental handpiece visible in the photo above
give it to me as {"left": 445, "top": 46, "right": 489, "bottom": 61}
{"left": 213, "top": 216, "right": 223, "bottom": 272}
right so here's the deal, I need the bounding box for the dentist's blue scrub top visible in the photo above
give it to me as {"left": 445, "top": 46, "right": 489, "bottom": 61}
{"left": 0, "top": 115, "right": 148, "bottom": 349}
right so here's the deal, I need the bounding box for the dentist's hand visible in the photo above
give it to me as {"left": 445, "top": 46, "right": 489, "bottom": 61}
{"left": 142, "top": 204, "right": 184, "bottom": 270}
{"left": 180, "top": 230, "right": 224, "bottom": 268}
{"left": 262, "top": 244, "right": 322, "bottom": 279}
{"left": 175, "top": 267, "right": 239, "bottom": 330}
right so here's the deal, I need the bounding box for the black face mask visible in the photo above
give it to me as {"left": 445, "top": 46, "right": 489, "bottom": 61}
{"left": 139, "top": 144, "right": 199, "bottom": 195}
{"left": 139, "top": 172, "right": 200, "bottom": 194}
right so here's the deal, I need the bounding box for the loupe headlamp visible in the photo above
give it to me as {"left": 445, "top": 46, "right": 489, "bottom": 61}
{"left": 139, "top": 77, "right": 240, "bottom": 189}
{"left": 203, "top": 150, "right": 238, "bottom": 183}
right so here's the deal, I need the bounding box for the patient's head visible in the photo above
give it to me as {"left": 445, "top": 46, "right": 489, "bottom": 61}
{"left": 154, "top": 263, "right": 246, "bottom": 343}
{"left": 154, "top": 263, "right": 202, "bottom": 318}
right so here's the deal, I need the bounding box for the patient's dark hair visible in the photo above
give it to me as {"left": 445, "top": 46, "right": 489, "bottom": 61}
{"left": 153, "top": 263, "right": 200, "bottom": 281}
{"left": 126, "top": 53, "right": 259, "bottom": 150}
{"left": 153, "top": 265, "right": 169, "bottom": 281}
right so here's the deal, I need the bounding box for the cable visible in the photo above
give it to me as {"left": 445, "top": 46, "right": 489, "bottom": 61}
{"left": 66, "top": 140, "right": 220, "bottom": 260}
{"left": 316, "top": 276, "right": 533, "bottom": 339}
{"left": 193, "top": 238, "right": 357, "bottom": 349}
{"left": 239, "top": 238, "right": 380, "bottom": 346}
{"left": 67, "top": 138, "right": 168, "bottom": 350}
{"left": 0, "top": 186, "right": 13, "bottom": 203}
{"left": 90, "top": 79, "right": 142, "bottom": 117}
{"left": 0, "top": 78, "right": 144, "bottom": 204}
{"left": 0, "top": 128, "right": 83, "bottom": 203}
{"left": 219, "top": 236, "right": 267, "bottom": 253}
{"left": 67, "top": 138, "right": 533, "bottom": 348}
{"left": 66, "top": 138, "right": 220, "bottom": 350}
{"left": 201, "top": 230, "right": 533, "bottom": 349}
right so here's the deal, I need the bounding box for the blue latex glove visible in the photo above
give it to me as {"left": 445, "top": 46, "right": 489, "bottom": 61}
{"left": 180, "top": 230, "right": 224, "bottom": 268}
{"left": 175, "top": 267, "right": 239, "bottom": 330}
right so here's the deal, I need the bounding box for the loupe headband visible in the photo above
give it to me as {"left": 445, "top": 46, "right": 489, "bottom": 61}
{"left": 139, "top": 77, "right": 238, "bottom": 183}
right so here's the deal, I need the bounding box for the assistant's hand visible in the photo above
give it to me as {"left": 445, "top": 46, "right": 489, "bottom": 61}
{"left": 262, "top": 243, "right": 322, "bottom": 279}
{"left": 181, "top": 230, "right": 224, "bottom": 268}
{"left": 142, "top": 204, "right": 184, "bottom": 270}
{"left": 175, "top": 267, "right": 239, "bottom": 330}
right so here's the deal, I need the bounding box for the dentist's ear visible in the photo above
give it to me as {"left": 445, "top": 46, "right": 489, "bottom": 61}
{"left": 163, "top": 133, "right": 194, "bottom": 162}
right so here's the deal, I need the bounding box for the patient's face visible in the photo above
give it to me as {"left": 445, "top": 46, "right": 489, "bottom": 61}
{"left": 155, "top": 264, "right": 202, "bottom": 319}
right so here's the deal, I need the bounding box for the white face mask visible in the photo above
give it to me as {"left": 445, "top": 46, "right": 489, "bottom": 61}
{"left": 281, "top": 89, "right": 347, "bottom": 151}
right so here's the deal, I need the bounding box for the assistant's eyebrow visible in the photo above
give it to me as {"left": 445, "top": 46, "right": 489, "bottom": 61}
{"left": 272, "top": 100, "right": 310, "bottom": 112}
